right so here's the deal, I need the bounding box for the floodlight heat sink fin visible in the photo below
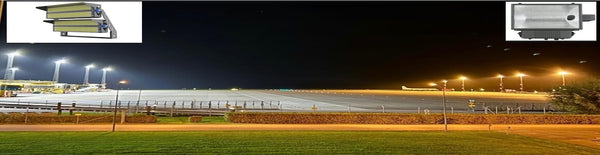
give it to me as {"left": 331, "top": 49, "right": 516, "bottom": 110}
{"left": 37, "top": 2, "right": 117, "bottom": 39}
{"left": 511, "top": 3, "right": 595, "bottom": 40}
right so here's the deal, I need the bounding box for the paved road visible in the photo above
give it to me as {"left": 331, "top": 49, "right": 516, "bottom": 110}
{"left": 0, "top": 124, "right": 598, "bottom": 149}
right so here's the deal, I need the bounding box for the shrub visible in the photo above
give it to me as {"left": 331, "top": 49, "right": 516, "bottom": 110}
{"left": 189, "top": 116, "right": 203, "bottom": 123}
{"left": 225, "top": 112, "right": 600, "bottom": 124}
{"left": 550, "top": 79, "right": 600, "bottom": 114}
{"left": 0, "top": 113, "right": 156, "bottom": 124}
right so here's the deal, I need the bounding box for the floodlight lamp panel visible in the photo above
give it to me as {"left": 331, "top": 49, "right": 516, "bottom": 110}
{"left": 38, "top": 2, "right": 117, "bottom": 39}
{"left": 511, "top": 3, "right": 595, "bottom": 40}
{"left": 51, "top": 20, "right": 109, "bottom": 33}
{"left": 55, "top": 59, "right": 67, "bottom": 64}
{"left": 559, "top": 71, "right": 569, "bottom": 75}
{"left": 8, "top": 51, "right": 20, "bottom": 56}
{"left": 37, "top": 2, "right": 102, "bottom": 19}
{"left": 512, "top": 4, "right": 582, "bottom": 30}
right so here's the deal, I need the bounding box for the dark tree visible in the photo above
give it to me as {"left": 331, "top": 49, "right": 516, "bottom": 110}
{"left": 550, "top": 79, "right": 600, "bottom": 114}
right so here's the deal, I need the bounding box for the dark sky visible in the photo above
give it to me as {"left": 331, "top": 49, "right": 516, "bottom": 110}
{"left": 1, "top": 1, "right": 599, "bottom": 90}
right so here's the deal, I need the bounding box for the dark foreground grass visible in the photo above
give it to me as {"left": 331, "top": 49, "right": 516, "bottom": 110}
{"left": 0, "top": 131, "right": 598, "bottom": 154}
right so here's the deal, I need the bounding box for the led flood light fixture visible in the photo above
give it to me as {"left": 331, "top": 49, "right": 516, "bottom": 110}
{"left": 37, "top": 2, "right": 117, "bottom": 39}
{"left": 511, "top": 3, "right": 595, "bottom": 40}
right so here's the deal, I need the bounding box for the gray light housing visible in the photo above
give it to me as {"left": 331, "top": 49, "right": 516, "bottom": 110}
{"left": 511, "top": 3, "right": 595, "bottom": 40}
{"left": 37, "top": 2, "right": 117, "bottom": 39}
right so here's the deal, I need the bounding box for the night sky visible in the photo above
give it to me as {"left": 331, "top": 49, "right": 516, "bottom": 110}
{"left": 1, "top": 1, "right": 599, "bottom": 90}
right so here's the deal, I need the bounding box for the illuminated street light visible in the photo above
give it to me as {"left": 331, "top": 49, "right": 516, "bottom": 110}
{"left": 441, "top": 80, "right": 448, "bottom": 132}
{"left": 112, "top": 80, "right": 128, "bottom": 132}
{"left": 429, "top": 80, "right": 448, "bottom": 131}
{"left": 459, "top": 76, "right": 467, "bottom": 91}
{"left": 53, "top": 59, "right": 67, "bottom": 82}
{"left": 9, "top": 67, "right": 18, "bottom": 80}
{"left": 84, "top": 64, "right": 95, "bottom": 85}
{"left": 4, "top": 52, "right": 19, "bottom": 80}
{"left": 101, "top": 67, "right": 112, "bottom": 89}
{"left": 517, "top": 73, "right": 526, "bottom": 92}
{"left": 498, "top": 75, "right": 504, "bottom": 92}
{"left": 558, "top": 71, "right": 569, "bottom": 86}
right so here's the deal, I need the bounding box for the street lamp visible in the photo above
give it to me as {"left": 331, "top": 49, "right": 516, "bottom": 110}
{"left": 517, "top": 73, "right": 526, "bottom": 92}
{"left": 558, "top": 71, "right": 569, "bottom": 86}
{"left": 430, "top": 80, "right": 448, "bottom": 132}
{"left": 101, "top": 67, "right": 112, "bottom": 89}
{"left": 4, "top": 52, "right": 19, "bottom": 80}
{"left": 441, "top": 80, "right": 448, "bottom": 132}
{"left": 53, "top": 59, "right": 67, "bottom": 82}
{"left": 498, "top": 75, "right": 504, "bottom": 92}
{"left": 112, "top": 80, "right": 127, "bottom": 132}
{"left": 9, "top": 67, "right": 18, "bottom": 80}
{"left": 84, "top": 64, "right": 94, "bottom": 85}
{"left": 459, "top": 76, "right": 467, "bottom": 91}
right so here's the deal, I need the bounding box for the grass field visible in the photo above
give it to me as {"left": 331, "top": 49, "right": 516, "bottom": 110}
{"left": 0, "top": 131, "right": 598, "bottom": 154}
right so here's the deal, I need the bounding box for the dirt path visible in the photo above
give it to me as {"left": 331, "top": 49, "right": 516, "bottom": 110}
{"left": 1, "top": 124, "right": 599, "bottom": 149}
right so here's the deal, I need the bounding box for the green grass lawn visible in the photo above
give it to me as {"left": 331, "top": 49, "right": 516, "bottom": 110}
{"left": 0, "top": 131, "right": 598, "bottom": 154}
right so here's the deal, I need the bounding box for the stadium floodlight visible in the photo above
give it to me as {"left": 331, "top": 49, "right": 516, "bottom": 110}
{"left": 101, "top": 67, "right": 112, "bottom": 88}
{"left": 84, "top": 64, "right": 95, "bottom": 84}
{"left": 516, "top": 73, "right": 526, "bottom": 92}
{"left": 498, "top": 75, "right": 504, "bottom": 92}
{"left": 459, "top": 76, "right": 467, "bottom": 91}
{"left": 558, "top": 71, "right": 569, "bottom": 86}
{"left": 9, "top": 67, "right": 18, "bottom": 80}
{"left": 53, "top": 59, "right": 67, "bottom": 82}
{"left": 511, "top": 3, "right": 595, "bottom": 40}
{"left": 37, "top": 2, "right": 117, "bottom": 39}
{"left": 4, "top": 51, "right": 20, "bottom": 80}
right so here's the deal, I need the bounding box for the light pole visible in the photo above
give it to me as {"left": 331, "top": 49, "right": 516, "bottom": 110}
{"left": 460, "top": 76, "right": 467, "bottom": 91}
{"left": 112, "top": 80, "right": 127, "bottom": 132}
{"left": 441, "top": 80, "right": 448, "bottom": 131}
{"left": 429, "top": 80, "right": 448, "bottom": 132}
{"left": 53, "top": 59, "right": 67, "bottom": 82}
{"left": 9, "top": 67, "right": 18, "bottom": 80}
{"left": 101, "top": 67, "right": 112, "bottom": 89}
{"left": 498, "top": 75, "right": 504, "bottom": 92}
{"left": 517, "top": 73, "right": 526, "bottom": 92}
{"left": 84, "top": 64, "right": 94, "bottom": 85}
{"left": 4, "top": 52, "right": 19, "bottom": 80}
{"left": 558, "top": 71, "right": 569, "bottom": 86}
